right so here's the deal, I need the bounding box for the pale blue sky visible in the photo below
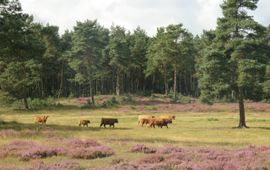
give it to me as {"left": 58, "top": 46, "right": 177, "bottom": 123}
{"left": 20, "top": 0, "right": 270, "bottom": 36}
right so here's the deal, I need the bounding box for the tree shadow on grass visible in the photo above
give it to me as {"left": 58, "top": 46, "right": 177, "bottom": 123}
{"left": 0, "top": 120, "right": 131, "bottom": 132}
{"left": 252, "top": 127, "right": 270, "bottom": 131}
{"left": 108, "top": 137, "right": 179, "bottom": 144}
{"left": 108, "top": 137, "right": 246, "bottom": 147}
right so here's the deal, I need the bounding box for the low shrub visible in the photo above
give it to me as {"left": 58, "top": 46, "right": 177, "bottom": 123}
{"left": 68, "top": 146, "right": 114, "bottom": 159}
{"left": 65, "top": 139, "right": 114, "bottom": 160}
{"left": 120, "top": 94, "right": 134, "bottom": 104}
{"left": 30, "top": 160, "right": 81, "bottom": 170}
{"left": 139, "top": 154, "right": 165, "bottom": 164}
{"left": 170, "top": 93, "right": 194, "bottom": 104}
{"left": 0, "top": 140, "right": 64, "bottom": 161}
{"left": 19, "top": 146, "right": 59, "bottom": 161}
{"left": 0, "top": 129, "right": 19, "bottom": 138}
{"left": 66, "top": 139, "right": 101, "bottom": 148}
{"left": 102, "top": 96, "right": 118, "bottom": 108}
{"left": 131, "top": 144, "right": 157, "bottom": 154}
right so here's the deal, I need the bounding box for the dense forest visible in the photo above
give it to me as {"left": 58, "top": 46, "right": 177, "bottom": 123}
{"left": 1, "top": 0, "right": 270, "bottom": 126}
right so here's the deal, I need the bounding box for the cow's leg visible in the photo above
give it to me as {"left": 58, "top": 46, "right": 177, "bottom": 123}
{"left": 100, "top": 123, "right": 103, "bottom": 128}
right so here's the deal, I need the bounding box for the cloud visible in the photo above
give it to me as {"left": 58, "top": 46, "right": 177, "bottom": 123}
{"left": 20, "top": 0, "right": 270, "bottom": 36}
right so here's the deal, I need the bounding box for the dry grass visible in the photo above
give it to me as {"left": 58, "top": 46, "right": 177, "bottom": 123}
{"left": 0, "top": 96, "right": 270, "bottom": 169}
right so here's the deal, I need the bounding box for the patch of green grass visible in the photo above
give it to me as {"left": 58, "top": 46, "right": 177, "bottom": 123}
{"left": 207, "top": 118, "right": 219, "bottom": 121}
{"left": 144, "top": 106, "right": 158, "bottom": 110}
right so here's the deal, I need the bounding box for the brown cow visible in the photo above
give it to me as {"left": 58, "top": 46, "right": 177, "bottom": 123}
{"left": 35, "top": 115, "right": 49, "bottom": 124}
{"left": 149, "top": 118, "right": 172, "bottom": 128}
{"left": 159, "top": 115, "right": 176, "bottom": 121}
{"left": 138, "top": 115, "right": 155, "bottom": 126}
{"left": 79, "top": 120, "right": 90, "bottom": 127}
{"left": 100, "top": 118, "right": 118, "bottom": 128}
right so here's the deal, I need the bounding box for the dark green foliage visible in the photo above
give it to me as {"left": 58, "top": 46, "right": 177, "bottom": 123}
{"left": 102, "top": 96, "right": 119, "bottom": 108}
{"left": 197, "top": 0, "right": 270, "bottom": 127}
{"left": 69, "top": 20, "right": 109, "bottom": 104}
{"left": 0, "top": 0, "right": 44, "bottom": 109}
{"left": 0, "top": 0, "right": 269, "bottom": 111}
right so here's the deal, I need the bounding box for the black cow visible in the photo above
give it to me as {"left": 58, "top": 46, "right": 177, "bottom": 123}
{"left": 100, "top": 118, "right": 118, "bottom": 128}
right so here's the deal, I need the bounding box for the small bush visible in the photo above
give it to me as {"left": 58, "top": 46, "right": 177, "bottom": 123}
{"left": 30, "top": 160, "right": 81, "bottom": 170}
{"left": 157, "top": 146, "right": 184, "bottom": 154}
{"left": 68, "top": 146, "right": 114, "bottom": 159}
{"left": 66, "top": 139, "right": 101, "bottom": 148}
{"left": 0, "top": 140, "right": 64, "bottom": 161}
{"left": 102, "top": 96, "right": 119, "bottom": 108}
{"left": 29, "top": 98, "right": 51, "bottom": 108}
{"left": 170, "top": 93, "right": 194, "bottom": 104}
{"left": 139, "top": 154, "right": 165, "bottom": 164}
{"left": 131, "top": 144, "right": 157, "bottom": 154}
{"left": 65, "top": 139, "right": 114, "bottom": 160}
{"left": 80, "top": 104, "right": 95, "bottom": 109}
{"left": 120, "top": 95, "right": 134, "bottom": 104}
{"left": 19, "top": 146, "right": 59, "bottom": 161}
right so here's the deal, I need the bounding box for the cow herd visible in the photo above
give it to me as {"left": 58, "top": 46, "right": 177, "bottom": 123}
{"left": 138, "top": 115, "right": 175, "bottom": 128}
{"left": 35, "top": 114, "right": 175, "bottom": 129}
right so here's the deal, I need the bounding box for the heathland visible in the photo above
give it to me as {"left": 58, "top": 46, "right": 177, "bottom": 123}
{"left": 0, "top": 95, "right": 270, "bottom": 169}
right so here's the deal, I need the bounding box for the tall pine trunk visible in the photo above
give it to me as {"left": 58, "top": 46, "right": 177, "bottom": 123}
{"left": 58, "top": 62, "right": 64, "bottom": 98}
{"left": 238, "top": 86, "right": 248, "bottom": 128}
{"left": 164, "top": 73, "right": 168, "bottom": 95}
{"left": 173, "top": 67, "right": 177, "bottom": 99}
{"left": 89, "top": 80, "right": 95, "bottom": 105}
{"left": 23, "top": 98, "right": 29, "bottom": 110}
{"left": 116, "top": 71, "right": 120, "bottom": 96}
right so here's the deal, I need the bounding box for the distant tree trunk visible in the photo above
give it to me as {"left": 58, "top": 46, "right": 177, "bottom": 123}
{"left": 151, "top": 75, "right": 155, "bottom": 95}
{"left": 23, "top": 98, "right": 29, "bottom": 110}
{"left": 238, "top": 86, "right": 248, "bottom": 128}
{"left": 164, "top": 73, "right": 168, "bottom": 96}
{"left": 178, "top": 73, "right": 181, "bottom": 94}
{"left": 58, "top": 62, "right": 64, "bottom": 98}
{"left": 116, "top": 71, "right": 120, "bottom": 96}
{"left": 173, "top": 67, "right": 177, "bottom": 99}
{"left": 89, "top": 80, "right": 95, "bottom": 105}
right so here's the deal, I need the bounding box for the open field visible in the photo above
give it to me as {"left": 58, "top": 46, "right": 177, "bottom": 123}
{"left": 0, "top": 96, "right": 270, "bottom": 169}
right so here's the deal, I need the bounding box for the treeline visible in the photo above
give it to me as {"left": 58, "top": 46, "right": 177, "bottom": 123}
{"left": 0, "top": 0, "right": 270, "bottom": 111}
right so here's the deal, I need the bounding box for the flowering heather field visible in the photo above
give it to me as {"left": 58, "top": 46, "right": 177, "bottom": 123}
{"left": 112, "top": 145, "right": 270, "bottom": 170}
{"left": 0, "top": 97, "right": 270, "bottom": 169}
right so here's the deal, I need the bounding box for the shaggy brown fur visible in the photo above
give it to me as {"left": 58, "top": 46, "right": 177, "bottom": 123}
{"left": 35, "top": 115, "right": 49, "bottom": 124}
{"left": 138, "top": 115, "right": 155, "bottom": 126}
{"left": 100, "top": 118, "right": 118, "bottom": 128}
{"left": 159, "top": 115, "right": 176, "bottom": 121}
{"left": 79, "top": 120, "right": 90, "bottom": 127}
{"left": 149, "top": 118, "right": 172, "bottom": 128}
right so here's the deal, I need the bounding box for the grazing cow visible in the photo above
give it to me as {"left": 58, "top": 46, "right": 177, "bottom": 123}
{"left": 100, "top": 118, "right": 118, "bottom": 128}
{"left": 149, "top": 118, "right": 172, "bottom": 128}
{"left": 35, "top": 115, "right": 49, "bottom": 124}
{"left": 79, "top": 120, "right": 90, "bottom": 127}
{"left": 138, "top": 115, "right": 155, "bottom": 126}
{"left": 159, "top": 115, "right": 176, "bottom": 121}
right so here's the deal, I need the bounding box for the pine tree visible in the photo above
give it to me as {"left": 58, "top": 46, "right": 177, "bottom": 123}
{"left": 0, "top": 0, "right": 44, "bottom": 109}
{"left": 198, "top": 0, "right": 267, "bottom": 128}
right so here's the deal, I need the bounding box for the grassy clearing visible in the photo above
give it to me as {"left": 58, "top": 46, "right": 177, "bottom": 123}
{"left": 0, "top": 98, "right": 270, "bottom": 169}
